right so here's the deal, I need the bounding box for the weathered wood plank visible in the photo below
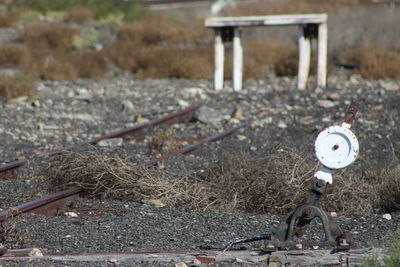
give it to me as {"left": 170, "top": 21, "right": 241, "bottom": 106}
{"left": 298, "top": 25, "right": 311, "bottom": 90}
{"left": 214, "top": 28, "right": 224, "bottom": 91}
{"left": 317, "top": 22, "right": 328, "bottom": 88}
{"left": 233, "top": 28, "right": 243, "bottom": 91}
{"left": 205, "top": 13, "right": 327, "bottom": 28}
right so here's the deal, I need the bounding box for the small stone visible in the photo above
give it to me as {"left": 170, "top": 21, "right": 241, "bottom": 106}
{"left": 98, "top": 138, "right": 123, "bottom": 147}
{"left": 380, "top": 80, "right": 399, "bottom": 91}
{"left": 317, "top": 99, "right": 335, "bottom": 108}
{"left": 383, "top": 214, "right": 392, "bottom": 220}
{"left": 121, "top": 99, "right": 134, "bottom": 111}
{"left": 372, "top": 105, "right": 384, "bottom": 111}
{"left": 231, "top": 106, "right": 243, "bottom": 119}
{"left": 277, "top": 121, "right": 287, "bottom": 129}
{"left": 108, "top": 258, "right": 118, "bottom": 263}
{"left": 236, "top": 135, "right": 246, "bottom": 141}
{"left": 330, "top": 212, "right": 337, "bottom": 217}
{"left": 197, "top": 106, "right": 224, "bottom": 125}
{"left": 31, "top": 100, "right": 40, "bottom": 107}
{"left": 64, "top": 212, "right": 78, "bottom": 217}
{"left": 328, "top": 92, "right": 340, "bottom": 100}
{"left": 145, "top": 199, "right": 165, "bottom": 208}
{"left": 135, "top": 115, "right": 146, "bottom": 123}
{"left": 28, "top": 248, "right": 43, "bottom": 257}
{"left": 178, "top": 99, "right": 190, "bottom": 108}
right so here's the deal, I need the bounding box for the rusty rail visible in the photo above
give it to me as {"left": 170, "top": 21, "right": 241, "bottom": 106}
{"left": 140, "top": 123, "right": 246, "bottom": 167}
{"left": 0, "top": 123, "right": 246, "bottom": 223}
{"left": 0, "top": 160, "right": 27, "bottom": 173}
{"left": 46, "top": 102, "right": 203, "bottom": 156}
{"left": 0, "top": 187, "right": 82, "bottom": 223}
{"left": 0, "top": 103, "right": 203, "bottom": 174}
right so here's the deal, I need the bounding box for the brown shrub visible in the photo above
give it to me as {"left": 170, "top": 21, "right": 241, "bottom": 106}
{"left": 369, "top": 157, "right": 400, "bottom": 213}
{"left": 201, "top": 148, "right": 317, "bottom": 214}
{"left": 31, "top": 53, "right": 78, "bottom": 81}
{"left": 339, "top": 46, "right": 400, "bottom": 80}
{"left": 43, "top": 149, "right": 213, "bottom": 210}
{"left": 70, "top": 50, "right": 108, "bottom": 79}
{"left": 20, "top": 23, "right": 79, "bottom": 51}
{"left": 0, "top": 10, "right": 20, "bottom": 28}
{"left": 0, "top": 44, "right": 30, "bottom": 67}
{"left": 274, "top": 46, "right": 299, "bottom": 77}
{"left": 122, "top": 44, "right": 213, "bottom": 79}
{"left": 0, "top": 75, "right": 36, "bottom": 100}
{"left": 222, "top": 0, "right": 373, "bottom": 16}
{"left": 103, "top": 40, "right": 141, "bottom": 72}
{"left": 42, "top": 146, "right": 380, "bottom": 216}
{"left": 117, "top": 13, "right": 193, "bottom": 45}
{"left": 65, "top": 7, "right": 95, "bottom": 24}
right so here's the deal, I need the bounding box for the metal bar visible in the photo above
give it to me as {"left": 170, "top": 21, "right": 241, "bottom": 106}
{"left": 0, "top": 187, "right": 82, "bottom": 223}
{"left": 0, "top": 159, "right": 27, "bottom": 172}
{"left": 0, "top": 103, "right": 203, "bottom": 173}
{"left": 343, "top": 101, "right": 359, "bottom": 125}
{"left": 47, "top": 102, "right": 203, "bottom": 156}
{"left": 139, "top": 123, "right": 246, "bottom": 167}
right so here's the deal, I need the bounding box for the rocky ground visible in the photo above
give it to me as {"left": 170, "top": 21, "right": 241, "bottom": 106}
{"left": 0, "top": 70, "right": 400, "bottom": 266}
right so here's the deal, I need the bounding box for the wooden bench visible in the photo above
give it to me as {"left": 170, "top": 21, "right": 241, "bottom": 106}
{"left": 205, "top": 13, "right": 328, "bottom": 90}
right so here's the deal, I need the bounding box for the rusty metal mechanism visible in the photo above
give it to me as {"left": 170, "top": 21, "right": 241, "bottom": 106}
{"left": 224, "top": 101, "right": 359, "bottom": 252}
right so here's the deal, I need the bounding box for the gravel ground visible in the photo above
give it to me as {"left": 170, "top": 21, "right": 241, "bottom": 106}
{"left": 0, "top": 70, "right": 400, "bottom": 265}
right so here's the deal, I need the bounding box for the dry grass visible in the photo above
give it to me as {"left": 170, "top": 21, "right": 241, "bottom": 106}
{"left": 0, "top": 10, "right": 20, "bottom": 27}
{"left": 64, "top": 7, "right": 95, "bottom": 24}
{"left": 339, "top": 46, "right": 400, "bottom": 80}
{"left": 41, "top": 146, "right": 396, "bottom": 216}
{"left": 222, "top": 0, "right": 373, "bottom": 17}
{"left": 43, "top": 149, "right": 213, "bottom": 210}
{"left": 19, "top": 23, "right": 79, "bottom": 51}
{"left": 0, "top": 44, "right": 30, "bottom": 67}
{"left": 0, "top": 75, "right": 36, "bottom": 100}
{"left": 70, "top": 50, "right": 108, "bottom": 80}
{"left": 116, "top": 13, "right": 194, "bottom": 45}
{"left": 369, "top": 156, "right": 400, "bottom": 213}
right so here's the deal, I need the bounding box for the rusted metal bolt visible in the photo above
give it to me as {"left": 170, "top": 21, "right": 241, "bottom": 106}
{"left": 316, "top": 179, "right": 326, "bottom": 188}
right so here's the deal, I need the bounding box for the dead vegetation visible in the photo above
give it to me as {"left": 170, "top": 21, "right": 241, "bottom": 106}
{"left": 339, "top": 46, "right": 400, "bottom": 80}
{"left": 0, "top": 1, "right": 398, "bottom": 99}
{"left": 0, "top": 75, "right": 36, "bottom": 100}
{"left": 42, "top": 146, "right": 399, "bottom": 216}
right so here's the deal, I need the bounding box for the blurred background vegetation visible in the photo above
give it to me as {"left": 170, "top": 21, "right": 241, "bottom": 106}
{"left": 0, "top": 0, "right": 399, "bottom": 99}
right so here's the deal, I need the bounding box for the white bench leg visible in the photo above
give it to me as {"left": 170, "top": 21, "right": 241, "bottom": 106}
{"left": 317, "top": 22, "right": 328, "bottom": 88}
{"left": 298, "top": 25, "right": 311, "bottom": 90}
{"left": 233, "top": 28, "right": 243, "bottom": 91}
{"left": 214, "top": 29, "right": 225, "bottom": 91}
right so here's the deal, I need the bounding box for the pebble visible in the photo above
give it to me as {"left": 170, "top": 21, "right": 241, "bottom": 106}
{"left": 98, "top": 138, "right": 123, "bottom": 147}
{"left": 121, "top": 99, "right": 135, "bottom": 111}
{"left": 317, "top": 99, "right": 335, "bottom": 108}
{"left": 382, "top": 214, "right": 392, "bottom": 220}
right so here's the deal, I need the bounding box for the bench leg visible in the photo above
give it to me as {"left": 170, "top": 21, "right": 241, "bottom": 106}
{"left": 298, "top": 25, "right": 311, "bottom": 90}
{"left": 214, "top": 29, "right": 225, "bottom": 91}
{"left": 317, "top": 22, "right": 328, "bottom": 88}
{"left": 233, "top": 28, "right": 243, "bottom": 91}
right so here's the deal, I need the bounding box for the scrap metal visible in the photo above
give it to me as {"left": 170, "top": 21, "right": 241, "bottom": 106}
{"left": 224, "top": 101, "right": 360, "bottom": 252}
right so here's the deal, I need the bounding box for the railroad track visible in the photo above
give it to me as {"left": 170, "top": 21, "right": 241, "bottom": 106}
{"left": 0, "top": 102, "right": 245, "bottom": 248}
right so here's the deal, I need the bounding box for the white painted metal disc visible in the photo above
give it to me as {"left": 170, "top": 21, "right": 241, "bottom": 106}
{"left": 315, "top": 125, "right": 359, "bottom": 169}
